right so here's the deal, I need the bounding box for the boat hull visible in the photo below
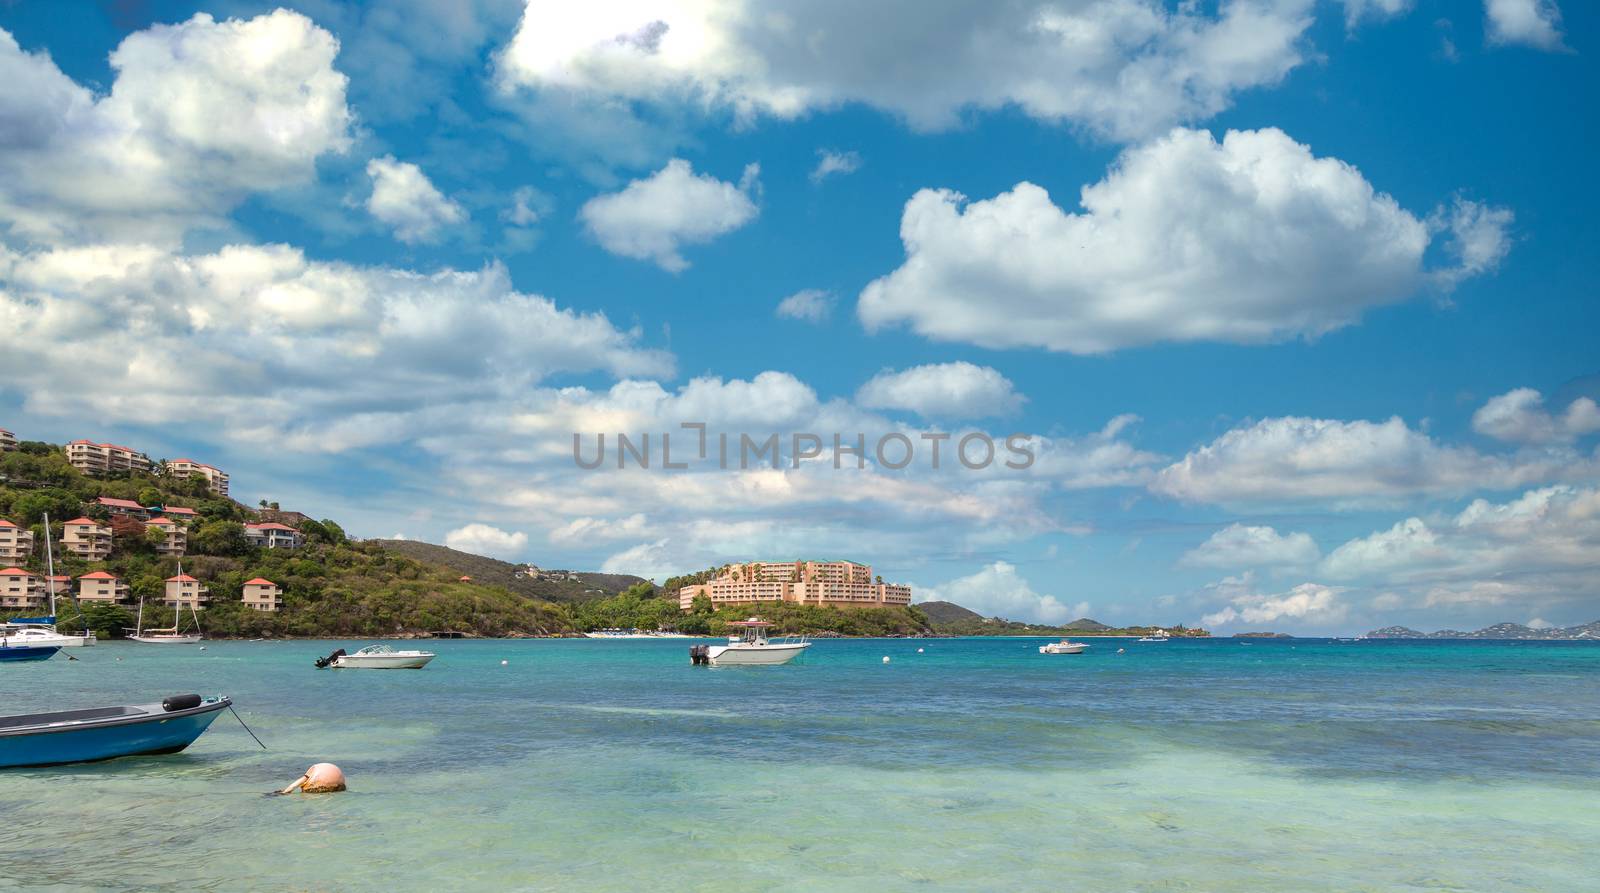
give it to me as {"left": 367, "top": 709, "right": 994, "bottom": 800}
{"left": 333, "top": 653, "right": 434, "bottom": 669}
{"left": 1039, "top": 644, "right": 1088, "bottom": 654}
{"left": 128, "top": 634, "right": 203, "bottom": 645}
{"left": 0, "top": 644, "right": 60, "bottom": 662}
{"left": 706, "top": 642, "right": 809, "bottom": 666}
{"left": 0, "top": 698, "right": 229, "bottom": 768}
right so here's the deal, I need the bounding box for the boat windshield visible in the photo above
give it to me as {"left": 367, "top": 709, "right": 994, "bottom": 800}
{"left": 355, "top": 644, "right": 396, "bottom": 655}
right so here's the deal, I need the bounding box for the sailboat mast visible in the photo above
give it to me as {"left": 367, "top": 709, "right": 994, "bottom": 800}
{"left": 42, "top": 512, "right": 56, "bottom": 618}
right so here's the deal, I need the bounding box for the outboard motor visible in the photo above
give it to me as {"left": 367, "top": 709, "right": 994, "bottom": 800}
{"left": 313, "top": 648, "right": 346, "bottom": 669}
{"left": 162, "top": 693, "right": 203, "bottom": 712}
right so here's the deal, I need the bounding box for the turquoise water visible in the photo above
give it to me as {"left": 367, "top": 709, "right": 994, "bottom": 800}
{"left": 2, "top": 637, "right": 1598, "bottom": 891}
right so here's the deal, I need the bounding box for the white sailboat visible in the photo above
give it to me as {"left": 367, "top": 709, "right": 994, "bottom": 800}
{"left": 1, "top": 513, "right": 94, "bottom": 648}
{"left": 127, "top": 562, "right": 203, "bottom": 645}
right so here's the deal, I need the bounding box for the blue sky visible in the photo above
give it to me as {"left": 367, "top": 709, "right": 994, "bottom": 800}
{"left": 1, "top": 0, "right": 1595, "bottom": 634}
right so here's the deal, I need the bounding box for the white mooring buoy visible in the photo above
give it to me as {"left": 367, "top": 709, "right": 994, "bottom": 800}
{"left": 501, "top": 660, "right": 508, "bottom": 666}
{"left": 882, "top": 656, "right": 890, "bottom": 664}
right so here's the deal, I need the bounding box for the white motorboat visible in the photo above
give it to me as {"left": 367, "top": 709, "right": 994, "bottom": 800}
{"left": 317, "top": 644, "right": 435, "bottom": 669}
{"left": 1137, "top": 630, "right": 1172, "bottom": 643}
{"left": 1039, "top": 639, "right": 1089, "bottom": 654}
{"left": 690, "top": 619, "right": 809, "bottom": 666}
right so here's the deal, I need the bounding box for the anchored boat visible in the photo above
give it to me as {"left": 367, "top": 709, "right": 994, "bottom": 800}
{"left": 0, "top": 694, "right": 231, "bottom": 768}
{"left": 2, "top": 515, "right": 95, "bottom": 648}
{"left": 315, "top": 644, "right": 435, "bottom": 669}
{"left": 1039, "top": 639, "right": 1090, "bottom": 654}
{"left": 0, "top": 641, "right": 60, "bottom": 662}
{"left": 689, "top": 619, "right": 809, "bottom": 666}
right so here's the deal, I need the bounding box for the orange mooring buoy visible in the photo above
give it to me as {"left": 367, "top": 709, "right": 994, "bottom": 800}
{"left": 280, "top": 762, "right": 347, "bottom": 794}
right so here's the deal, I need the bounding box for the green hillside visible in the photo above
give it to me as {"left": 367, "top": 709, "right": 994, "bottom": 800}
{"left": 0, "top": 441, "right": 575, "bottom": 638}
{"left": 368, "top": 539, "right": 646, "bottom": 602}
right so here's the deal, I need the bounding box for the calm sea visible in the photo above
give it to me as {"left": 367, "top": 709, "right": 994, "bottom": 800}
{"left": 2, "top": 637, "right": 1597, "bottom": 891}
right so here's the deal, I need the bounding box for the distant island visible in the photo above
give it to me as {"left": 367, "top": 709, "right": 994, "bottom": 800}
{"left": 915, "top": 600, "right": 1208, "bottom": 638}
{"left": 1232, "top": 631, "right": 1292, "bottom": 638}
{"left": 1365, "top": 622, "right": 1600, "bottom": 640}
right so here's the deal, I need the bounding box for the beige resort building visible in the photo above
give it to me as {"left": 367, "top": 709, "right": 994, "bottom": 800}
{"left": 145, "top": 517, "right": 187, "bottom": 557}
{"left": 0, "top": 567, "right": 42, "bottom": 610}
{"left": 0, "top": 427, "right": 16, "bottom": 452}
{"left": 60, "top": 518, "right": 113, "bottom": 561}
{"left": 66, "top": 440, "right": 153, "bottom": 477}
{"left": 677, "top": 560, "right": 913, "bottom": 611}
{"left": 0, "top": 519, "right": 34, "bottom": 563}
{"left": 164, "top": 574, "right": 209, "bottom": 608}
{"left": 167, "top": 459, "right": 230, "bottom": 497}
{"left": 242, "top": 578, "right": 283, "bottom": 612}
{"left": 77, "top": 571, "right": 132, "bottom": 604}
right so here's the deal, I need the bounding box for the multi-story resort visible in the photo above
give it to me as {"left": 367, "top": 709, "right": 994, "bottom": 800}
{"left": 66, "top": 440, "right": 154, "bottom": 477}
{"left": 60, "top": 518, "right": 114, "bottom": 561}
{"left": 167, "top": 459, "right": 230, "bottom": 497}
{"left": 76, "top": 571, "right": 131, "bottom": 604}
{"left": 245, "top": 522, "right": 306, "bottom": 549}
{"left": 145, "top": 517, "right": 187, "bottom": 557}
{"left": 0, "top": 519, "right": 34, "bottom": 563}
{"left": 0, "top": 567, "right": 40, "bottom": 610}
{"left": 163, "top": 574, "right": 210, "bottom": 609}
{"left": 677, "top": 560, "right": 913, "bottom": 610}
{"left": 242, "top": 578, "right": 284, "bottom": 612}
{"left": 0, "top": 427, "right": 16, "bottom": 452}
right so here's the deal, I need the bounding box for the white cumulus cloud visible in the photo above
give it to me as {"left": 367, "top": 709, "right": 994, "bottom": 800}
{"left": 1472, "top": 388, "right": 1600, "bottom": 445}
{"left": 0, "top": 10, "right": 351, "bottom": 246}
{"left": 917, "top": 561, "right": 1089, "bottom": 626}
{"left": 1484, "top": 0, "right": 1568, "bottom": 51}
{"left": 856, "top": 362, "right": 1025, "bottom": 419}
{"left": 495, "top": 0, "right": 1315, "bottom": 142}
{"left": 365, "top": 155, "right": 467, "bottom": 244}
{"left": 1201, "top": 577, "right": 1346, "bottom": 628}
{"left": 445, "top": 523, "right": 529, "bottom": 559}
{"left": 1151, "top": 415, "right": 1594, "bottom": 508}
{"left": 1180, "top": 524, "right": 1319, "bottom": 568}
{"left": 579, "top": 158, "right": 760, "bottom": 272}
{"left": 858, "top": 128, "right": 1509, "bottom": 354}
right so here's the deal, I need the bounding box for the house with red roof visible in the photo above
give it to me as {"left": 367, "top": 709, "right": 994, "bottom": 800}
{"left": 145, "top": 517, "right": 187, "bottom": 557}
{"left": 77, "top": 571, "right": 132, "bottom": 604}
{"left": 0, "top": 567, "right": 43, "bottom": 609}
{"left": 94, "top": 496, "right": 150, "bottom": 520}
{"left": 242, "top": 578, "right": 283, "bottom": 612}
{"left": 166, "top": 459, "right": 230, "bottom": 497}
{"left": 66, "top": 440, "right": 152, "bottom": 477}
{"left": 60, "top": 518, "right": 112, "bottom": 561}
{"left": 164, "top": 574, "right": 209, "bottom": 608}
{"left": 244, "top": 522, "right": 305, "bottom": 550}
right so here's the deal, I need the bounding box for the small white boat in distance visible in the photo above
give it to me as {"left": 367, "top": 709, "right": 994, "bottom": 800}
{"left": 1138, "top": 629, "right": 1172, "bottom": 643}
{"left": 1039, "top": 639, "right": 1089, "bottom": 654}
{"left": 691, "top": 619, "right": 809, "bottom": 666}
{"left": 318, "top": 644, "right": 436, "bottom": 669}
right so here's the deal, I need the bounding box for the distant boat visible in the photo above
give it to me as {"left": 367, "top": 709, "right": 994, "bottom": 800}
{"left": 1039, "top": 639, "right": 1089, "bottom": 654}
{"left": 586, "top": 628, "right": 695, "bottom": 639}
{"left": 0, "top": 694, "right": 230, "bottom": 768}
{"left": 690, "top": 618, "right": 809, "bottom": 666}
{"left": 316, "top": 644, "right": 435, "bottom": 669}
{"left": 126, "top": 564, "right": 204, "bottom": 645}
{"left": 1138, "top": 630, "right": 1172, "bottom": 643}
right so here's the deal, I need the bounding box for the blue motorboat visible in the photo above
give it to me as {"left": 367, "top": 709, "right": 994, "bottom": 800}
{"left": 0, "top": 694, "right": 231, "bottom": 768}
{"left": 0, "top": 641, "right": 59, "bottom": 662}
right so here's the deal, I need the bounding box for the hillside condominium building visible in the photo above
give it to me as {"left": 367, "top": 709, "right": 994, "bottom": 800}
{"left": 166, "top": 459, "right": 230, "bottom": 497}
{"left": 66, "top": 440, "right": 153, "bottom": 477}
{"left": 677, "top": 560, "right": 913, "bottom": 611}
{"left": 0, "top": 519, "right": 34, "bottom": 563}
{"left": 0, "top": 428, "right": 16, "bottom": 452}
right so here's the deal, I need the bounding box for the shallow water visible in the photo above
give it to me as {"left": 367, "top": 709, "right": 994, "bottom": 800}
{"left": 2, "top": 637, "right": 1597, "bottom": 891}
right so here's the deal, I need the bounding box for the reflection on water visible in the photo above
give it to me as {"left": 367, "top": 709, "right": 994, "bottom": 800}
{"left": 2, "top": 637, "right": 1598, "bottom": 891}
